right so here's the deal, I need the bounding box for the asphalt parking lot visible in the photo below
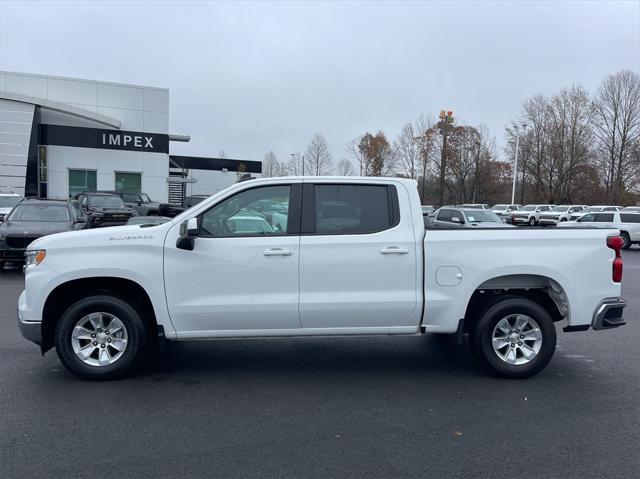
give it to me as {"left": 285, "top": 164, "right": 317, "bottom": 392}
{"left": 1, "top": 253, "right": 639, "bottom": 479}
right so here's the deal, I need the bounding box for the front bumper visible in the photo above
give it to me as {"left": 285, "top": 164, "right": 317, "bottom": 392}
{"left": 592, "top": 297, "right": 626, "bottom": 330}
{"left": 18, "top": 291, "right": 42, "bottom": 345}
{"left": 512, "top": 216, "right": 532, "bottom": 224}
{"left": 18, "top": 317, "right": 42, "bottom": 345}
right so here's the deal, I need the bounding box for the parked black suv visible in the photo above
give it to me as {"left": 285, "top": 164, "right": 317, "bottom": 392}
{"left": 0, "top": 198, "right": 88, "bottom": 268}
{"left": 76, "top": 192, "right": 137, "bottom": 227}
{"left": 99, "top": 190, "right": 162, "bottom": 216}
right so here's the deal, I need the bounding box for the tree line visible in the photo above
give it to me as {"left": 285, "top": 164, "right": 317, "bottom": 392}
{"left": 260, "top": 69, "right": 640, "bottom": 206}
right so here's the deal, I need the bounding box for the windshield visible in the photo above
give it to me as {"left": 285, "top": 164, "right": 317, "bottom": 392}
{"left": 520, "top": 205, "right": 537, "bottom": 211}
{"left": 89, "top": 195, "right": 126, "bottom": 208}
{"left": 7, "top": 204, "right": 69, "bottom": 222}
{"left": 463, "top": 210, "right": 502, "bottom": 222}
{"left": 550, "top": 206, "right": 570, "bottom": 212}
{"left": 0, "top": 196, "right": 21, "bottom": 208}
{"left": 140, "top": 193, "right": 152, "bottom": 203}
{"left": 582, "top": 207, "right": 602, "bottom": 213}
{"left": 492, "top": 204, "right": 508, "bottom": 209}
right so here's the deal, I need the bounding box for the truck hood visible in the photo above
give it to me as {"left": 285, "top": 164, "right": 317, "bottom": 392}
{"left": 28, "top": 222, "right": 171, "bottom": 250}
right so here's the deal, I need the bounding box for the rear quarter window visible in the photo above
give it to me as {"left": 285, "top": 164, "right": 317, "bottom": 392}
{"left": 620, "top": 214, "right": 640, "bottom": 223}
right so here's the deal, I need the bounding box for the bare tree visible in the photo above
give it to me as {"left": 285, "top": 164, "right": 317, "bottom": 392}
{"left": 283, "top": 153, "right": 303, "bottom": 176}
{"left": 593, "top": 70, "right": 640, "bottom": 203}
{"left": 393, "top": 123, "right": 421, "bottom": 179}
{"left": 336, "top": 158, "right": 355, "bottom": 176}
{"left": 305, "top": 133, "right": 333, "bottom": 176}
{"left": 347, "top": 136, "right": 367, "bottom": 175}
{"left": 261, "top": 150, "right": 281, "bottom": 177}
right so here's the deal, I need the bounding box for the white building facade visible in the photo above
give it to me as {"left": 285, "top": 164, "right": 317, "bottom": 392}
{"left": 0, "top": 71, "right": 260, "bottom": 203}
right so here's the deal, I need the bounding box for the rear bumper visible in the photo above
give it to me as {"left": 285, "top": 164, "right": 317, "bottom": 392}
{"left": 592, "top": 297, "right": 626, "bottom": 330}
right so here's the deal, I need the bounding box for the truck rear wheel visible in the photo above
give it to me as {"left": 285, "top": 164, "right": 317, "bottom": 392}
{"left": 54, "top": 295, "right": 147, "bottom": 380}
{"left": 472, "top": 297, "right": 556, "bottom": 378}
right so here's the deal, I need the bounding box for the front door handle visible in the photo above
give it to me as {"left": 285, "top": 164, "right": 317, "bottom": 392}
{"left": 263, "top": 248, "right": 293, "bottom": 256}
{"left": 380, "top": 247, "right": 409, "bottom": 254}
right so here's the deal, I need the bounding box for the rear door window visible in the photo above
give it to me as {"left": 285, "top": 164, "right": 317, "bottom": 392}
{"left": 312, "top": 184, "right": 397, "bottom": 235}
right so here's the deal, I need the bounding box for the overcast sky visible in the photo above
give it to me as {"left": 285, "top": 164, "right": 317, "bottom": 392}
{"left": 1, "top": 0, "right": 638, "bottom": 165}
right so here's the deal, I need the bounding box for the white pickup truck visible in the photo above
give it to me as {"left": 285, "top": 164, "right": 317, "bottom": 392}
{"left": 18, "top": 177, "right": 627, "bottom": 380}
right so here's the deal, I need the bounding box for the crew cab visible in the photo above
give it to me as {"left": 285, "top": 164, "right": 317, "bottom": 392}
{"left": 17, "top": 177, "right": 627, "bottom": 380}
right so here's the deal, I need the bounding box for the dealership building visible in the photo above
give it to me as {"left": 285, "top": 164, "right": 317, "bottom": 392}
{"left": 0, "top": 71, "right": 260, "bottom": 203}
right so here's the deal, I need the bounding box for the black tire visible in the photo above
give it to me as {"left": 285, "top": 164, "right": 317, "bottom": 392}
{"left": 472, "top": 297, "right": 556, "bottom": 378}
{"left": 560, "top": 218, "right": 567, "bottom": 222}
{"left": 620, "top": 232, "right": 631, "bottom": 250}
{"left": 0, "top": 260, "right": 4, "bottom": 271}
{"left": 54, "top": 295, "right": 148, "bottom": 380}
{"left": 528, "top": 217, "right": 536, "bottom": 226}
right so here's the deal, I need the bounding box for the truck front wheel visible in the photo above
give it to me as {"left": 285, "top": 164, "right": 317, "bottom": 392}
{"left": 472, "top": 298, "right": 556, "bottom": 378}
{"left": 54, "top": 295, "right": 148, "bottom": 380}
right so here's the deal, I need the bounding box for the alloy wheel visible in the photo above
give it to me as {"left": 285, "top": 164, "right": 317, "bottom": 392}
{"left": 71, "top": 312, "right": 128, "bottom": 367}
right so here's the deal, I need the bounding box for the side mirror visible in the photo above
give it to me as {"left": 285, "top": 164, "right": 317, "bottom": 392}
{"left": 176, "top": 217, "right": 199, "bottom": 251}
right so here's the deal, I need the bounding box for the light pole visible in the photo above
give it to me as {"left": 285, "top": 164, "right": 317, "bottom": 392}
{"left": 511, "top": 123, "right": 527, "bottom": 205}
{"left": 436, "top": 110, "right": 455, "bottom": 207}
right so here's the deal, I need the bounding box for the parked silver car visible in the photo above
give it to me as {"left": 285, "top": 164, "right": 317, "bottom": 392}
{"left": 557, "top": 211, "right": 640, "bottom": 249}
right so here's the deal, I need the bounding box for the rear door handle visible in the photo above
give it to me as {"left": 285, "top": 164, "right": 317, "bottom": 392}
{"left": 263, "top": 248, "right": 293, "bottom": 256}
{"left": 380, "top": 247, "right": 409, "bottom": 254}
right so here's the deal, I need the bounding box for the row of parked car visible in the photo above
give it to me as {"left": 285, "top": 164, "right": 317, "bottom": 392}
{"left": 423, "top": 203, "right": 640, "bottom": 249}
{"left": 0, "top": 190, "right": 217, "bottom": 269}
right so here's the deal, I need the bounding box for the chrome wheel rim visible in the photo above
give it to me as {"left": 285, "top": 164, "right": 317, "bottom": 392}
{"left": 71, "top": 312, "right": 128, "bottom": 367}
{"left": 491, "top": 314, "right": 542, "bottom": 365}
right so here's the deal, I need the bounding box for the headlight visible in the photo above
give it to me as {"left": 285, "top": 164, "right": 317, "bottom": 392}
{"left": 24, "top": 249, "right": 46, "bottom": 267}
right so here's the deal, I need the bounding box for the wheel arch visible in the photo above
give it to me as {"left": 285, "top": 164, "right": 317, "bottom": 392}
{"left": 463, "top": 274, "right": 569, "bottom": 334}
{"left": 41, "top": 276, "right": 158, "bottom": 353}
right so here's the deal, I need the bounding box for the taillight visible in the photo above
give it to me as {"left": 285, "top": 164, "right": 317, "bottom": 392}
{"left": 607, "top": 236, "right": 623, "bottom": 283}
